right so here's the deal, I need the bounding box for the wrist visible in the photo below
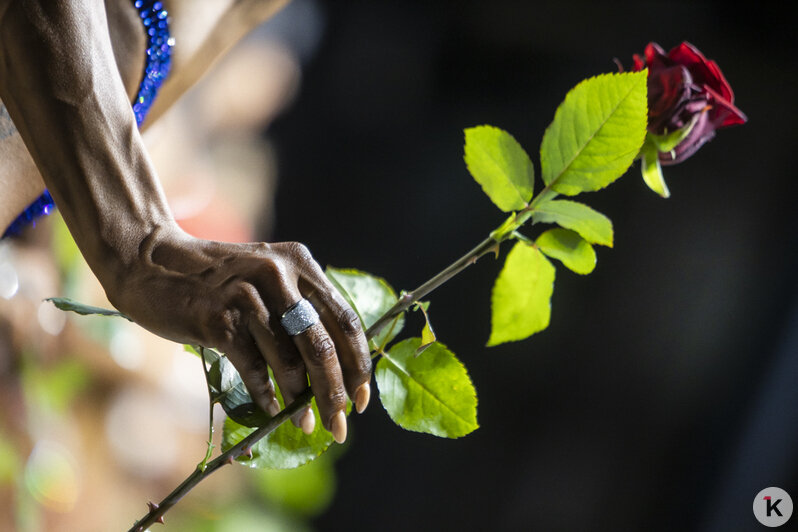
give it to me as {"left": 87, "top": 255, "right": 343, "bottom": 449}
{"left": 95, "top": 217, "right": 185, "bottom": 307}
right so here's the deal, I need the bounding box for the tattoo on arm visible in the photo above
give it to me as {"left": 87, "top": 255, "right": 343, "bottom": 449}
{"left": 0, "top": 103, "right": 18, "bottom": 140}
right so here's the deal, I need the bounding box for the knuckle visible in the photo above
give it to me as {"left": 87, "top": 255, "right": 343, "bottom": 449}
{"left": 288, "top": 242, "right": 312, "bottom": 261}
{"left": 325, "top": 386, "right": 348, "bottom": 410}
{"left": 251, "top": 376, "right": 275, "bottom": 398}
{"left": 253, "top": 241, "right": 271, "bottom": 255}
{"left": 354, "top": 355, "right": 372, "bottom": 377}
{"left": 276, "top": 350, "right": 305, "bottom": 373}
{"left": 247, "top": 380, "right": 275, "bottom": 406}
{"left": 278, "top": 361, "right": 307, "bottom": 383}
{"left": 337, "top": 308, "right": 363, "bottom": 336}
{"left": 203, "top": 306, "right": 243, "bottom": 346}
{"left": 260, "top": 256, "right": 285, "bottom": 279}
{"left": 309, "top": 334, "right": 336, "bottom": 362}
{"left": 276, "top": 241, "right": 313, "bottom": 264}
{"left": 236, "top": 282, "right": 260, "bottom": 306}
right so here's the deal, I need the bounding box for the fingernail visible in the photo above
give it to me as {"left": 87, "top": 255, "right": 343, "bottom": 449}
{"left": 300, "top": 408, "right": 315, "bottom": 435}
{"left": 330, "top": 410, "right": 347, "bottom": 444}
{"left": 355, "top": 382, "right": 371, "bottom": 414}
{"left": 267, "top": 398, "right": 281, "bottom": 417}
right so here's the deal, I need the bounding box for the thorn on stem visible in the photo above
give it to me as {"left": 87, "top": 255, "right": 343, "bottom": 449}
{"left": 225, "top": 455, "right": 235, "bottom": 465}
{"left": 156, "top": 516, "right": 165, "bottom": 524}
{"left": 243, "top": 446, "right": 253, "bottom": 459}
{"left": 147, "top": 501, "right": 159, "bottom": 512}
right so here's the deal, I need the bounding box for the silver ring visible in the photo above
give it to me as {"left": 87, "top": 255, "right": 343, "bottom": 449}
{"left": 280, "top": 299, "right": 320, "bottom": 336}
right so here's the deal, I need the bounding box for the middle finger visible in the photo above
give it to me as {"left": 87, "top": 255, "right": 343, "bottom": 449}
{"left": 290, "top": 321, "right": 348, "bottom": 443}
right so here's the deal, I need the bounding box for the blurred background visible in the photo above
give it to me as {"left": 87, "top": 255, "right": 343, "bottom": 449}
{"left": 1, "top": 1, "right": 795, "bottom": 531}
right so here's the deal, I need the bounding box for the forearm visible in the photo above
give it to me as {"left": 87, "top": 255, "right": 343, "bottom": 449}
{"left": 0, "top": 0, "right": 177, "bottom": 287}
{"left": 0, "top": 100, "right": 46, "bottom": 231}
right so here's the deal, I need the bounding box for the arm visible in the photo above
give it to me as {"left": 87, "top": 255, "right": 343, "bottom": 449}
{"left": 0, "top": 0, "right": 370, "bottom": 441}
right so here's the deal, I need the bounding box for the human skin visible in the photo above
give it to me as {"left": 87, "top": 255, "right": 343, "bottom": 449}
{"left": 0, "top": 0, "right": 370, "bottom": 442}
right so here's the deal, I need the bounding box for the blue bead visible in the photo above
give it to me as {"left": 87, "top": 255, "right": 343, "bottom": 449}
{"left": 2, "top": 0, "right": 174, "bottom": 238}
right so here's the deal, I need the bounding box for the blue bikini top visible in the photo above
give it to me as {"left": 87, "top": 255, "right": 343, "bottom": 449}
{"left": 2, "top": 0, "right": 173, "bottom": 238}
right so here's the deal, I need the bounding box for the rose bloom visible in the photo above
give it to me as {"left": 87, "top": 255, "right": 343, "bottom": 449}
{"left": 633, "top": 42, "right": 747, "bottom": 164}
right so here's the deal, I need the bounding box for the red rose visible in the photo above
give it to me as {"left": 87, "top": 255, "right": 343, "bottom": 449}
{"left": 633, "top": 42, "right": 746, "bottom": 165}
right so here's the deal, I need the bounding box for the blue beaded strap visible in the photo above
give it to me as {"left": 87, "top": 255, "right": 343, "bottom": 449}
{"left": 2, "top": 0, "right": 173, "bottom": 238}
{"left": 132, "top": 0, "right": 174, "bottom": 125}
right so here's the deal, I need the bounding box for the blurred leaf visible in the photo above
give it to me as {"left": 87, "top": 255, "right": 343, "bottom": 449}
{"left": 464, "top": 125, "right": 534, "bottom": 212}
{"left": 540, "top": 71, "right": 648, "bottom": 195}
{"left": 45, "top": 297, "right": 130, "bottom": 321}
{"left": 326, "top": 267, "right": 404, "bottom": 348}
{"left": 0, "top": 437, "right": 20, "bottom": 485}
{"left": 640, "top": 137, "right": 670, "bottom": 198}
{"left": 375, "top": 338, "right": 478, "bottom": 438}
{"left": 536, "top": 228, "right": 596, "bottom": 275}
{"left": 184, "top": 344, "right": 202, "bottom": 358}
{"left": 488, "top": 242, "right": 555, "bottom": 346}
{"left": 251, "top": 451, "right": 336, "bottom": 516}
{"left": 169, "top": 501, "right": 310, "bottom": 532}
{"left": 22, "top": 358, "right": 90, "bottom": 415}
{"left": 532, "top": 199, "right": 613, "bottom": 247}
{"left": 50, "top": 214, "right": 83, "bottom": 292}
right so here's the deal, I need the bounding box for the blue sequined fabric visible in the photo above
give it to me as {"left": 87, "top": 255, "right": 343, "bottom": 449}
{"left": 2, "top": 0, "right": 173, "bottom": 238}
{"left": 132, "top": 0, "right": 174, "bottom": 125}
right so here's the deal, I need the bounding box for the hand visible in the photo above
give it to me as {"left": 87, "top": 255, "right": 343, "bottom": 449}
{"left": 107, "top": 226, "right": 371, "bottom": 443}
{"left": 0, "top": 0, "right": 371, "bottom": 442}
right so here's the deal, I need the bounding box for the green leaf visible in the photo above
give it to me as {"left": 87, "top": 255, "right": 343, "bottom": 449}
{"left": 375, "top": 338, "right": 478, "bottom": 438}
{"left": 540, "top": 71, "right": 648, "bottom": 195}
{"left": 326, "top": 267, "right": 404, "bottom": 348}
{"left": 640, "top": 137, "right": 670, "bottom": 198}
{"left": 222, "top": 386, "right": 345, "bottom": 469}
{"left": 536, "top": 228, "right": 596, "bottom": 275}
{"left": 648, "top": 114, "right": 698, "bottom": 153}
{"left": 414, "top": 301, "right": 436, "bottom": 356}
{"left": 489, "top": 212, "right": 523, "bottom": 241}
{"left": 184, "top": 344, "right": 201, "bottom": 358}
{"left": 45, "top": 297, "right": 131, "bottom": 321}
{"left": 199, "top": 347, "right": 271, "bottom": 428}
{"left": 532, "top": 199, "right": 613, "bottom": 247}
{"left": 488, "top": 242, "right": 555, "bottom": 346}
{"left": 464, "top": 125, "right": 535, "bottom": 212}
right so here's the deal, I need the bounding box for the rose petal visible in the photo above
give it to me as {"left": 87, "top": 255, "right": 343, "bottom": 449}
{"left": 659, "top": 110, "right": 716, "bottom": 165}
{"left": 703, "top": 85, "right": 748, "bottom": 127}
{"left": 670, "top": 42, "right": 735, "bottom": 103}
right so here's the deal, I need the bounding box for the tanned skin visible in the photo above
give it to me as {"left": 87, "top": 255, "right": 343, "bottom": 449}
{"left": 0, "top": 0, "right": 370, "bottom": 443}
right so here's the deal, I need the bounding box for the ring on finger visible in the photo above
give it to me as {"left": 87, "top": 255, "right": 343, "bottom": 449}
{"left": 280, "top": 298, "right": 320, "bottom": 336}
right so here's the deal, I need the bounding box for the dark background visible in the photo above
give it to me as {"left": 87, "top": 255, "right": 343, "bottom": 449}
{"left": 267, "top": 2, "right": 797, "bottom": 530}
